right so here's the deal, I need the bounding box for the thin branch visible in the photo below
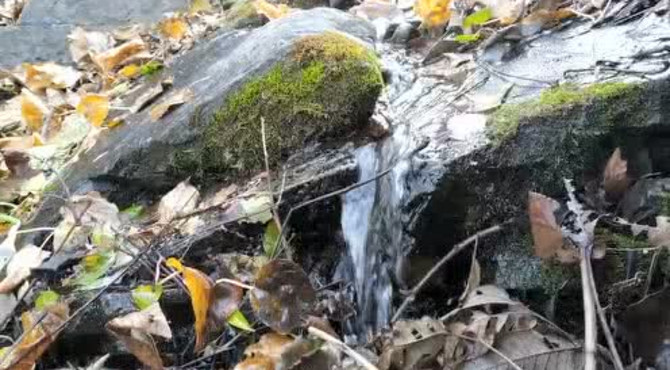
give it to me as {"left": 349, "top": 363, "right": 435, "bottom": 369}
{"left": 644, "top": 249, "right": 661, "bottom": 297}
{"left": 215, "top": 278, "right": 255, "bottom": 291}
{"left": 580, "top": 247, "right": 597, "bottom": 370}
{"left": 393, "top": 220, "right": 511, "bottom": 323}
{"left": 586, "top": 255, "right": 624, "bottom": 370}
{"left": 308, "top": 327, "right": 378, "bottom": 370}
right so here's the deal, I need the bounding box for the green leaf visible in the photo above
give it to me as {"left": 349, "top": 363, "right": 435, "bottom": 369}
{"left": 121, "top": 204, "right": 144, "bottom": 219}
{"left": 455, "top": 33, "right": 482, "bottom": 43}
{"left": 35, "top": 290, "right": 59, "bottom": 310}
{"left": 91, "top": 227, "right": 115, "bottom": 248}
{"left": 0, "top": 214, "right": 20, "bottom": 225}
{"left": 463, "top": 7, "right": 492, "bottom": 28}
{"left": 263, "top": 220, "right": 280, "bottom": 258}
{"left": 132, "top": 284, "right": 164, "bottom": 310}
{"left": 140, "top": 61, "right": 164, "bottom": 77}
{"left": 68, "top": 250, "right": 116, "bottom": 289}
{"left": 227, "top": 309, "right": 254, "bottom": 332}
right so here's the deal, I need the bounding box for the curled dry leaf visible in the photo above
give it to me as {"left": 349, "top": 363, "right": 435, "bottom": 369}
{"left": 19, "top": 89, "right": 49, "bottom": 132}
{"left": 157, "top": 180, "right": 199, "bottom": 223}
{"left": 253, "top": 0, "right": 292, "bottom": 20}
{"left": 380, "top": 318, "right": 447, "bottom": 370}
{"left": 0, "top": 245, "right": 50, "bottom": 294}
{"left": 107, "top": 302, "right": 172, "bottom": 339}
{"left": 106, "top": 323, "right": 163, "bottom": 370}
{"left": 149, "top": 88, "right": 194, "bottom": 121}
{"left": 166, "top": 258, "right": 212, "bottom": 352}
{"left": 208, "top": 279, "right": 243, "bottom": 330}
{"left": 250, "top": 259, "right": 316, "bottom": 333}
{"left": 603, "top": 147, "right": 630, "bottom": 201}
{"left": 68, "top": 27, "right": 115, "bottom": 65}
{"left": 1, "top": 302, "right": 69, "bottom": 370}
{"left": 77, "top": 94, "right": 110, "bottom": 127}
{"left": 159, "top": 17, "right": 189, "bottom": 40}
{"left": 528, "top": 191, "right": 580, "bottom": 264}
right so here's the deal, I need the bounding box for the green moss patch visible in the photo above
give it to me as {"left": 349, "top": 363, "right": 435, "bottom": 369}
{"left": 190, "top": 31, "right": 383, "bottom": 177}
{"left": 487, "top": 82, "right": 645, "bottom": 145}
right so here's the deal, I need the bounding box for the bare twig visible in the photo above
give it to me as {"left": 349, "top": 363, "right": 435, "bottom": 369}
{"left": 644, "top": 249, "right": 661, "bottom": 297}
{"left": 308, "top": 327, "right": 378, "bottom": 370}
{"left": 215, "top": 278, "right": 255, "bottom": 291}
{"left": 580, "top": 247, "right": 597, "bottom": 370}
{"left": 393, "top": 220, "right": 511, "bottom": 323}
{"left": 178, "top": 332, "right": 243, "bottom": 368}
{"left": 261, "top": 117, "right": 288, "bottom": 259}
{"left": 586, "top": 255, "right": 625, "bottom": 370}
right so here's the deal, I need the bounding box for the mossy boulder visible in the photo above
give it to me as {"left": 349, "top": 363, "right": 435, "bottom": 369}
{"left": 223, "top": 0, "right": 264, "bottom": 29}
{"left": 192, "top": 31, "right": 383, "bottom": 176}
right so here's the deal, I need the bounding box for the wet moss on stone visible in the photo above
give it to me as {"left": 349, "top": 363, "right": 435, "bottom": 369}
{"left": 224, "top": 0, "right": 263, "bottom": 29}
{"left": 192, "top": 31, "right": 383, "bottom": 177}
{"left": 487, "top": 82, "right": 646, "bottom": 145}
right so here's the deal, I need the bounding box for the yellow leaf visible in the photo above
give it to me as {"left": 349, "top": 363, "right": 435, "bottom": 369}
{"left": 23, "top": 63, "right": 81, "bottom": 92}
{"left": 190, "top": 0, "right": 213, "bottom": 13}
{"left": 227, "top": 309, "right": 254, "bottom": 332}
{"left": 119, "top": 64, "right": 141, "bottom": 79}
{"left": 20, "top": 90, "right": 49, "bottom": 132}
{"left": 149, "top": 88, "right": 194, "bottom": 121}
{"left": 253, "top": 0, "right": 292, "bottom": 20}
{"left": 166, "top": 258, "right": 212, "bottom": 352}
{"left": 414, "top": 0, "right": 451, "bottom": 30}
{"left": 159, "top": 17, "right": 189, "bottom": 40}
{"left": 77, "top": 94, "right": 110, "bottom": 127}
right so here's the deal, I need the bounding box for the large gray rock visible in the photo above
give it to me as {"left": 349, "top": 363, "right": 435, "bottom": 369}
{"left": 19, "top": 0, "right": 187, "bottom": 26}
{"left": 0, "top": 25, "right": 73, "bottom": 68}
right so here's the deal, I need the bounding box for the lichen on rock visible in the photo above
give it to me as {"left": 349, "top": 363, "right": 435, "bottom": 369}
{"left": 190, "top": 31, "right": 383, "bottom": 177}
{"left": 487, "top": 81, "right": 646, "bottom": 145}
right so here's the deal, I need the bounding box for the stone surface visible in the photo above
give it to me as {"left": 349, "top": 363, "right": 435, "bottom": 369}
{"left": 0, "top": 25, "right": 73, "bottom": 67}
{"left": 19, "top": 0, "right": 187, "bottom": 26}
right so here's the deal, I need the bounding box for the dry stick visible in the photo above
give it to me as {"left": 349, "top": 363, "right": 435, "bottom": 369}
{"left": 580, "top": 247, "right": 597, "bottom": 370}
{"left": 260, "top": 117, "right": 288, "bottom": 259}
{"left": 392, "top": 221, "right": 511, "bottom": 323}
{"left": 308, "top": 327, "right": 378, "bottom": 370}
{"left": 178, "top": 332, "right": 244, "bottom": 369}
{"left": 586, "top": 255, "right": 625, "bottom": 370}
{"left": 215, "top": 278, "right": 255, "bottom": 291}
{"left": 644, "top": 249, "right": 661, "bottom": 297}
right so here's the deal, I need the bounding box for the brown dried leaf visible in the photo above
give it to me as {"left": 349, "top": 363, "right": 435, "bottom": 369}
{"left": 234, "top": 355, "right": 275, "bottom": 370}
{"left": 528, "top": 191, "right": 579, "bottom": 264}
{"left": 208, "top": 279, "right": 243, "bottom": 330}
{"left": 149, "top": 88, "right": 194, "bottom": 121}
{"left": 23, "top": 63, "right": 81, "bottom": 92}
{"left": 157, "top": 180, "right": 199, "bottom": 223}
{"left": 106, "top": 302, "right": 172, "bottom": 339}
{"left": 68, "top": 27, "right": 115, "bottom": 65}
{"left": 250, "top": 259, "right": 316, "bottom": 333}
{"left": 106, "top": 325, "right": 163, "bottom": 370}
{"left": 244, "top": 333, "right": 294, "bottom": 361}
{"left": 603, "top": 148, "right": 630, "bottom": 201}
{"left": 1, "top": 302, "right": 69, "bottom": 370}
{"left": 92, "top": 39, "right": 147, "bottom": 73}
{"left": 0, "top": 245, "right": 50, "bottom": 294}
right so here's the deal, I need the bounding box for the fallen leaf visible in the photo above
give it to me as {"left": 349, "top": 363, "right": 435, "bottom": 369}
{"left": 67, "top": 250, "right": 116, "bottom": 289}
{"left": 250, "top": 259, "right": 316, "bottom": 333}
{"left": 23, "top": 63, "right": 81, "bottom": 92}
{"left": 166, "top": 258, "right": 212, "bottom": 352}
{"left": 253, "top": 0, "right": 292, "bottom": 20}
{"left": 349, "top": 0, "right": 404, "bottom": 21}
{"left": 414, "top": 0, "right": 451, "bottom": 31}
{"left": 455, "top": 33, "right": 481, "bottom": 43}
{"left": 19, "top": 90, "right": 49, "bottom": 132}
{"left": 149, "top": 88, "right": 194, "bottom": 121}
{"left": 107, "top": 302, "right": 172, "bottom": 339}
{"left": 0, "top": 294, "right": 16, "bottom": 330}
{"left": 603, "top": 148, "right": 629, "bottom": 201}
{"left": 0, "top": 245, "right": 51, "bottom": 294}
{"left": 208, "top": 279, "right": 243, "bottom": 330}
{"left": 0, "top": 0, "right": 26, "bottom": 21}
{"left": 0, "top": 96, "right": 22, "bottom": 133}
{"left": 106, "top": 323, "right": 163, "bottom": 369}
{"left": 263, "top": 220, "right": 280, "bottom": 258}
{"left": 234, "top": 356, "right": 275, "bottom": 370}
{"left": 92, "top": 39, "right": 147, "bottom": 73}
{"left": 1, "top": 302, "right": 69, "bottom": 370}
{"left": 0, "top": 223, "right": 20, "bottom": 270}
{"left": 383, "top": 318, "right": 447, "bottom": 370}
{"left": 0, "top": 133, "right": 43, "bottom": 150}
{"left": 132, "top": 284, "right": 164, "bottom": 311}
{"left": 244, "top": 333, "right": 294, "bottom": 362}
{"left": 34, "top": 290, "right": 59, "bottom": 311}
{"left": 239, "top": 194, "right": 273, "bottom": 223}
{"left": 227, "top": 309, "right": 254, "bottom": 332}
{"left": 119, "top": 64, "right": 141, "bottom": 79}
{"left": 77, "top": 94, "right": 110, "bottom": 127}
{"left": 68, "top": 27, "right": 115, "bottom": 65}
{"left": 649, "top": 216, "right": 670, "bottom": 249}
{"left": 190, "top": 0, "right": 213, "bottom": 13}
{"left": 159, "top": 17, "right": 189, "bottom": 40}
{"left": 157, "top": 180, "right": 200, "bottom": 223}
{"left": 463, "top": 7, "right": 492, "bottom": 28}
{"left": 528, "top": 191, "right": 579, "bottom": 264}
{"left": 461, "top": 285, "right": 516, "bottom": 309}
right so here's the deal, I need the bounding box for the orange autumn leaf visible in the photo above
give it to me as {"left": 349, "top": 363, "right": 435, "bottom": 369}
{"left": 603, "top": 147, "right": 629, "bottom": 201}
{"left": 77, "top": 94, "right": 110, "bottom": 127}
{"left": 93, "top": 39, "right": 146, "bottom": 73}
{"left": 166, "top": 258, "right": 212, "bottom": 352}
{"left": 253, "top": 0, "right": 292, "bottom": 20}
{"left": 159, "top": 17, "right": 189, "bottom": 40}
{"left": 20, "top": 90, "right": 49, "bottom": 132}
{"left": 528, "top": 192, "right": 579, "bottom": 264}
{"left": 414, "top": 0, "right": 451, "bottom": 30}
